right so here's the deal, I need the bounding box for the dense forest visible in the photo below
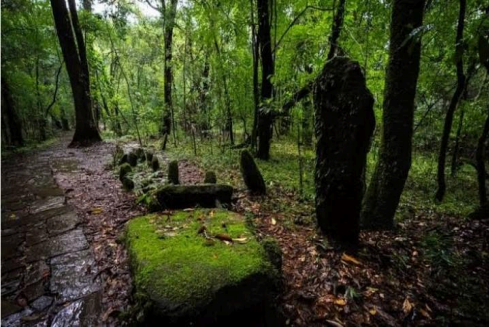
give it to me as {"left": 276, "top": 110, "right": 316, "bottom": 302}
{"left": 1, "top": 0, "right": 489, "bottom": 326}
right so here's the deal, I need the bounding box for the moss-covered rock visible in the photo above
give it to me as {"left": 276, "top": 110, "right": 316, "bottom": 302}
{"left": 122, "top": 176, "right": 135, "bottom": 190}
{"left": 128, "top": 151, "right": 138, "bottom": 167}
{"left": 168, "top": 160, "right": 179, "bottom": 184}
{"left": 126, "top": 209, "right": 282, "bottom": 325}
{"left": 204, "top": 171, "right": 217, "bottom": 184}
{"left": 240, "top": 150, "right": 266, "bottom": 195}
{"left": 119, "top": 163, "right": 132, "bottom": 182}
{"left": 154, "top": 184, "right": 233, "bottom": 209}
{"left": 151, "top": 156, "right": 160, "bottom": 172}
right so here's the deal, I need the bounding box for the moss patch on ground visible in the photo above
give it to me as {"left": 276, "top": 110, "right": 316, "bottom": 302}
{"left": 126, "top": 209, "right": 280, "bottom": 322}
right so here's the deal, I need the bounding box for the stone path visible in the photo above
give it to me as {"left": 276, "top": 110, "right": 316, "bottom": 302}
{"left": 1, "top": 139, "right": 102, "bottom": 326}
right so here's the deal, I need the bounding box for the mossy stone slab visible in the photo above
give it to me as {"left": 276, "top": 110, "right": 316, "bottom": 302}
{"left": 126, "top": 209, "right": 281, "bottom": 325}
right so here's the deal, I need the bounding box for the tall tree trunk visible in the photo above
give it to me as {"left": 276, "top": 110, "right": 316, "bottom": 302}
{"left": 476, "top": 111, "right": 489, "bottom": 205}
{"left": 435, "top": 0, "right": 466, "bottom": 202}
{"left": 50, "top": 0, "right": 101, "bottom": 146}
{"left": 361, "top": 0, "right": 425, "bottom": 230}
{"left": 161, "top": 0, "right": 178, "bottom": 150}
{"left": 327, "top": 0, "right": 346, "bottom": 60}
{"left": 250, "top": 0, "right": 260, "bottom": 151}
{"left": 1, "top": 77, "right": 24, "bottom": 146}
{"left": 450, "top": 62, "right": 475, "bottom": 176}
{"left": 256, "top": 0, "right": 274, "bottom": 160}
{"left": 199, "top": 59, "right": 210, "bottom": 136}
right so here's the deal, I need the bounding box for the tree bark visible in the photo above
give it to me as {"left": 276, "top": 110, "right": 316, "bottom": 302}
{"left": 476, "top": 110, "right": 489, "bottom": 205}
{"left": 361, "top": 0, "right": 425, "bottom": 230}
{"left": 435, "top": 0, "right": 466, "bottom": 202}
{"left": 250, "top": 0, "right": 260, "bottom": 150}
{"left": 1, "top": 77, "right": 24, "bottom": 146}
{"left": 161, "top": 0, "right": 178, "bottom": 150}
{"left": 314, "top": 57, "right": 375, "bottom": 247}
{"left": 327, "top": 0, "right": 346, "bottom": 60}
{"left": 256, "top": 0, "right": 274, "bottom": 160}
{"left": 50, "top": 0, "right": 101, "bottom": 147}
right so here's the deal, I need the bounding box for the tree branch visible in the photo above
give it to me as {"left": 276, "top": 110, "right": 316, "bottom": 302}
{"left": 45, "top": 61, "right": 64, "bottom": 116}
{"left": 273, "top": 6, "right": 332, "bottom": 54}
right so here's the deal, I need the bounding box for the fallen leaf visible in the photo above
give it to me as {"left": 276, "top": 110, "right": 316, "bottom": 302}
{"left": 341, "top": 253, "right": 361, "bottom": 265}
{"left": 91, "top": 207, "right": 103, "bottom": 215}
{"left": 215, "top": 233, "right": 233, "bottom": 242}
{"left": 271, "top": 217, "right": 277, "bottom": 225}
{"left": 334, "top": 298, "right": 347, "bottom": 306}
{"left": 369, "top": 308, "right": 377, "bottom": 315}
{"left": 402, "top": 297, "right": 413, "bottom": 314}
{"left": 233, "top": 237, "right": 248, "bottom": 244}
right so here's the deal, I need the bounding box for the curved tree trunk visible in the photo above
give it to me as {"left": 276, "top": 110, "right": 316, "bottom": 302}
{"left": 361, "top": 0, "right": 425, "bottom": 230}
{"left": 256, "top": 0, "right": 274, "bottom": 160}
{"left": 50, "top": 0, "right": 101, "bottom": 147}
{"left": 435, "top": 0, "right": 466, "bottom": 202}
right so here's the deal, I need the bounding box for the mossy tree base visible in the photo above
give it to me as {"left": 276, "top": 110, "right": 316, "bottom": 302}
{"left": 126, "top": 209, "right": 282, "bottom": 326}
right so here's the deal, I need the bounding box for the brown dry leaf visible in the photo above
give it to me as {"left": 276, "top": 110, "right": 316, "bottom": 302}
{"left": 215, "top": 233, "right": 233, "bottom": 242}
{"left": 402, "top": 297, "right": 413, "bottom": 314}
{"left": 419, "top": 308, "right": 431, "bottom": 319}
{"left": 334, "top": 298, "right": 347, "bottom": 306}
{"left": 341, "top": 253, "right": 361, "bottom": 266}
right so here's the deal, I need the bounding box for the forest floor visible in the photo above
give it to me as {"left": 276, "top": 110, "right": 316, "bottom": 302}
{"left": 2, "top": 133, "right": 488, "bottom": 327}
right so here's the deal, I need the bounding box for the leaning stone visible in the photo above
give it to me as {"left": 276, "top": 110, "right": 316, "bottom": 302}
{"left": 119, "top": 163, "right": 132, "bottom": 182}
{"left": 204, "top": 171, "right": 217, "bottom": 184}
{"left": 168, "top": 161, "right": 179, "bottom": 184}
{"left": 151, "top": 156, "right": 160, "bottom": 172}
{"left": 240, "top": 150, "right": 266, "bottom": 195}
{"left": 154, "top": 185, "right": 233, "bottom": 209}
{"left": 125, "top": 209, "right": 281, "bottom": 325}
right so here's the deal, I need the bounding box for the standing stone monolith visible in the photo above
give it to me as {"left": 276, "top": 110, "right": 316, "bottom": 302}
{"left": 313, "top": 57, "right": 375, "bottom": 247}
{"left": 240, "top": 150, "right": 266, "bottom": 195}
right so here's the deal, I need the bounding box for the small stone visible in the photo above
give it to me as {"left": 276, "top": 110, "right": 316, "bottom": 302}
{"left": 119, "top": 163, "right": 132, "bottom": 182}
{"left": 30, "top": 296, "right": 53, "bottom": 312}
{"left": 168, "top": 160, "right": 179, "bottom": 184}
{"left": 204, "top": 171, "right": 217, "bottom": 184}
{"left": 151, "top": 156, "right": 160, "bottom": 172}
{"left": 128, "top": 151, "right": 138, "bottom": 167}
{"left": 118, "top": 153, "right": 128, "bottom": 165}
{"left": 240, "top": 150, "right": 266, "bottom": 195}
{"left": 122, "top": 177, "right": 135, "bottom": 191}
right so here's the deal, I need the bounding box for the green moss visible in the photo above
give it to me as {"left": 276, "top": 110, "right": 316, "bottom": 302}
{"left": 126, "top": 209, "right": 278, "bottom": 314}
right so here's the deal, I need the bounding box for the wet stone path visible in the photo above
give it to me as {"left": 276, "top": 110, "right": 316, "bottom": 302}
{"left": 1, "top": 139, "right": 102, "bottom": 326}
